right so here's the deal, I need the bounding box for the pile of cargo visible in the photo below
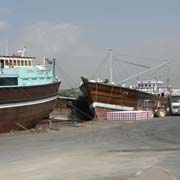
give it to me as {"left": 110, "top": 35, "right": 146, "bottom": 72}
{"left": 107, "top": 111, "right": 154, "bottom": 121}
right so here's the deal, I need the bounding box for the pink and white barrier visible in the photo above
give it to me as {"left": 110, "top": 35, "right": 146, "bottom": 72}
{"left": 107, "top": 111, "right": 154, "bottom": 121}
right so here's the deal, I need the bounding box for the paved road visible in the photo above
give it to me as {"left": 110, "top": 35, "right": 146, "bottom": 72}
{"left": 0, "top": 116, "right": 180, "bottom": 180}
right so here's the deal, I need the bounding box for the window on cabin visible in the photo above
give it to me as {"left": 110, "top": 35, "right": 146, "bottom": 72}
{"left": 25, "top": 60, "right": 27, "bottom": 66}
{"left": 138, "top": 99, "right": 156, "bottom": 108}
{"left": 5, "top": 60, "right": 9, "bottom": 66}
{"left": 28, "top": 61, "right": 31, "bottom": 66}
{"left": 0, "top": 77, "right": 18, "bottom": 86}
{"left": 21, "top": 61, "right": 24, "bottom": 66}
{"left": 14, "top": 60, "right": 16, "bottom": 66}
{"left": 17, "top": 60, "right": 20, "bottom": 66}
{"left": 0, "top": 60, "right": 4, "bottom": 68}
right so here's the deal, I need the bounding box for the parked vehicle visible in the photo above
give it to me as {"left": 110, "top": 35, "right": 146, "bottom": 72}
{"left": 169, "top": 89, "right": 180, "bottom": 115}
{"left": 137, "top": 99, "right": 169, "bottom": 117}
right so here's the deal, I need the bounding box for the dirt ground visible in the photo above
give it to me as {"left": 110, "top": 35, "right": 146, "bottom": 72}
{"left": 0, "top": 116, "right": 180, "bottom": 180}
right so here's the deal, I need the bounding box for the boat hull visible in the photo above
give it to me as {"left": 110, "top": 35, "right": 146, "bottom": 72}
{"left": 0, "top": 81, "right": 60, "bottom": 133}
{"left": 80, "top": 77, "right": 169, "bottom": 120}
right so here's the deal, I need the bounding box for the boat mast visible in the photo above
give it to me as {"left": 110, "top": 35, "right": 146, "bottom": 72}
{"left": 53, "top": 58, "right": 56, "bottom": 80}
{"left": 109, "top": 48, "right": 113, "bottom": 83}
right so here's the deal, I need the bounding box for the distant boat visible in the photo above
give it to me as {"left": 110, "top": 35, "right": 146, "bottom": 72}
{"left": 80, "top": 49, "right": 170, "bottom": 120}
{"left": 0, "top": 48, "right": 60, "bottom": 133}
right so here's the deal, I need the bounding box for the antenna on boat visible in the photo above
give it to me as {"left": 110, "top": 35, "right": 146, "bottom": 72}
{"left": 109, "top": 48, "right": 113, "bottom": 83}
{"left": 5, "top": 40, "right": 8, "bottom": 56}
{"left": 22, "top": 46, "right": 26, "bottom": 57}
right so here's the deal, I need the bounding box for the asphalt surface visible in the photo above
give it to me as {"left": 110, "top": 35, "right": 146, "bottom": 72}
{"left": 0, "top": 116, "right": 180, "bottom": 180}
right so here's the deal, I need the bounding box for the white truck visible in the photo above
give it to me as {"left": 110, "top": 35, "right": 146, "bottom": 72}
{"left": 170, "top": 89, "right": 180, "bottom": 115}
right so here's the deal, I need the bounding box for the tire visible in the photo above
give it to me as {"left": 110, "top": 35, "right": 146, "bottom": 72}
{"left": 156, "top": 108, "right": 166, "bottom": 118}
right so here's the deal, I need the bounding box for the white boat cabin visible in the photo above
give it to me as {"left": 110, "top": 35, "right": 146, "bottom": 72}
{"left": 136, "top": 80, "right": 169, "bottom": 96}
{"left": 0, "top": 56, "right": 34, "bottom": 68}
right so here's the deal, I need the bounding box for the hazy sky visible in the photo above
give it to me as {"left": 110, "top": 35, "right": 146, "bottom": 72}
{"left": 0, "top": 0, "right": 180, "bottom": 88}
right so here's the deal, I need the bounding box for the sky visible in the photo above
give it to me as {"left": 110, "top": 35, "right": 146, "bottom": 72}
{"left": 0, "top": 0, "right": 180, "bottom": 88}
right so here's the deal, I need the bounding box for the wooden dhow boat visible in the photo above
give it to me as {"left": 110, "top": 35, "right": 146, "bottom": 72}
{"left": 0, "top": 48, "right": 60, "bottom": 133}
{"left": 80, "top": 49, "right": 170, "bottom": 120}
